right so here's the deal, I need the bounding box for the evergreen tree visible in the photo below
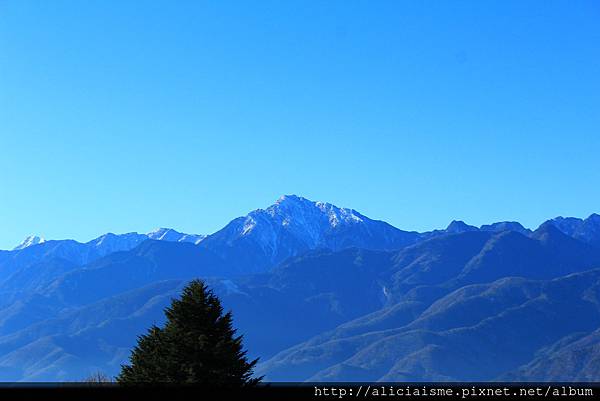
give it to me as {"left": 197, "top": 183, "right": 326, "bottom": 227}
{"left": 117, "top": 279, "right": 260, "bottom": 385}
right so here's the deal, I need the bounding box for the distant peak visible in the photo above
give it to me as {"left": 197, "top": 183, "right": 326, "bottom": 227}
{"left": 446, "top": 220, "right": 478, "bottom": 233}
{"left": 532, "top": 221, "right": 573, "bottom": 243}
{"left": 271, "top": 195, "right": 359, "bottom": 218}
{"left": 98, "top": 232, "right": 117, "bottom": 238}
{"left": 275, "top": 194, "right": 309, "bottom": 204}
{"left": 480, "top": 221, "right": 530, "bottom": 234}
{"left": 13, "top": 235, "right": 46, "bottom": 250}
{"left": 147, "top": 227, "right": 174, "bottom": 235}
{"left": 146, "top": 228, "right": 205, "bottom": 244}
{"left": 270, "top": 195, "right": 320, "bottom": 214}
{"left": 550, "top": 216, "right": 582, "bottom": 223}
{"left": 147, "top": 228, "right": 181, "bottom": 241}
{"left": 274, "top": 195, "right": 342, "bottom": 211}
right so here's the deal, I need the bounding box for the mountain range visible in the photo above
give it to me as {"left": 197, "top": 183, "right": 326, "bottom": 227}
{"left": 0, "top": 195, "right": 600, "bottom": 381}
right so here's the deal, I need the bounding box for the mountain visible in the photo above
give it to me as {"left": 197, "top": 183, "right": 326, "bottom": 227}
{"left": 198, "top": 195, "right": 420, "bottom": 274}
{"left": 421, "top": 220, "right": 531, "bottom": 240}
{"left": 1, "top": 196, "right": 600, "bottom": 382}
{"left": 84, "top": 232, "right": 149, "bottom": 257}
{"left": 12, "top": 236, "right": 46, "bottom": 251}
{"left": 9, "top": 228, "right": 205, "bottom": 253}
{"left": 445, "top": 220, "right": 478, "bottom": 234}
{"left": 542, "top": 214, "right": 600, "bottom": 248}
{"left": 2, "top": 223, "right": 600, "bottom": 381}
{"left": 480, "top": 221, "right": 531, "bottom": 235}
{"left": 39, "top": 240, "right": 225, "bottom": 307}
{"left": 258, "top": 269, "right": 600, "bottom": 382}
{"left": 0, "top": 240, "right": 105, "bottom": 283}
{"left": 502, "top": 329, "right": 600, "bottom": 381}
{"left": 0, "top": 279, "right": 189, "bottom": 381}
{"left": 0, "top": 246, "right": 393, "bottom": 381}
{"left": 146, "top": 228, "right": 206, "bottom": 244}
{"left": 383, "top": 226, "right": 600, "bottom": 300}
{"left": 255, "top": 227, "right": 600, "bottom": 381}
{"left": 0, "top": 229, "right": 206, "bottom": 282}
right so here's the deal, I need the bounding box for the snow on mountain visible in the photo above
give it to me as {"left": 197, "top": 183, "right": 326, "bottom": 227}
{"left": 8, "top": 229, "right": 205, "bottom": 256}
{"left": 199, "top": 195, "right": 419, "bottom": 273}
{"left": 12, "top": 235, "right": 46, "bottom": 251}
{"left": 240, "top": 195, "right": 368, "bottom": 248}
{"left": 86, "top": 232, "right": 149, "bottom": 257}
{"left": 146, "top": 228, "right": 206, "bottom": 244}
{"left": 2, "top": 229, "right": 207, "bottom": 284}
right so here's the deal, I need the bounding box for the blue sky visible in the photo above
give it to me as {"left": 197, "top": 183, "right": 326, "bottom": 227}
{"left": 0, "top": 0, "right": 599, "bottom": 249}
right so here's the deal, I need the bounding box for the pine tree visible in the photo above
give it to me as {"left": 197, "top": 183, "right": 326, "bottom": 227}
{"left": 117, "top": 279, "right": 260, "bottom": 385}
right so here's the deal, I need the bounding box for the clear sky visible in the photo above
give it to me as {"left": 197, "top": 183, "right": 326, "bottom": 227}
{"left": 0, "top": 0, "right": 599, "bottom": 249}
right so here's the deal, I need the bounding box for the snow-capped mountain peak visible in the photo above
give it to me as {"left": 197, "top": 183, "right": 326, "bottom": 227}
{"left": 146, "top": 228, "right": 206, "bottom": 244}
{"left": 147, "top": 228, "right": 182, "bottom": 241}
{"left": 315, "top": 201, "right": 363, "bottom": 227}
{"left": 13, "top": 235, "right": 46, "bottom": 250}
{"left": 199, "top": 195, "right": 419, "bottom": 273}
{"left": 270, "top": 195, "right": 363, "bottom": 227}
{"left": 8, "top": 229, "right": 206, "bottom": 253}
{"left": 241, "top": 195, "right": 367, "bottom": 244}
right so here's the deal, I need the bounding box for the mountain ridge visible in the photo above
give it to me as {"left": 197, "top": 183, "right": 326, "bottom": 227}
{"left": 7, "top": 196, "right": 600, "bottom": 257}
{"left": 1, "top": 195, "right": 600, "bottom": 381}
{"left": 7, "top": 228, "right": 206, "bottom": 252}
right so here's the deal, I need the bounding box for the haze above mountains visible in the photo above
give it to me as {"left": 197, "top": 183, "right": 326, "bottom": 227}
{"left": 1, "top": 195, "right": 600, "bottom": 381}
